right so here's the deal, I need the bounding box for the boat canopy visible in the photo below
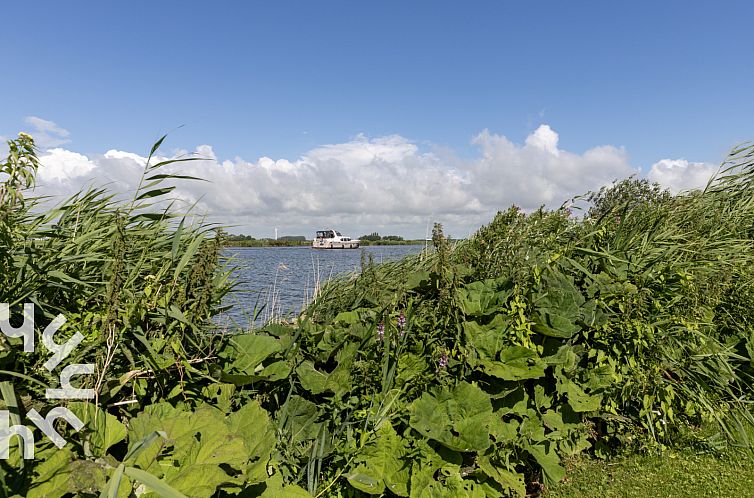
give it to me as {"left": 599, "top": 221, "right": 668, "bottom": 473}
{"left": 316, "top": 230, "right": 342, "bottom": 238}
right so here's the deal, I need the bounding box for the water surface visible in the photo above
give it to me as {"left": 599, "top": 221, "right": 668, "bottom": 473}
{"left": 219, "top": 245, "right": 425, "bottom": 329}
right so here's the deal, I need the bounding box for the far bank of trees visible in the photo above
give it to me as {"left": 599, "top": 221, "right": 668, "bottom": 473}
{"left": 359, "top": 232, "right": 404, "bottom": 242}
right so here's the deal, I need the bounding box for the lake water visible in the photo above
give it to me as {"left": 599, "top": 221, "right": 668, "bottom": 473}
{"left": 218, "top": 245, "right": 426, "bottom": 329}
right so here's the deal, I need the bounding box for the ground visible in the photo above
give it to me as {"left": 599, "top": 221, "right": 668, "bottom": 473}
{"left": 547, "top": 450, "right": 754, "bottom": 497}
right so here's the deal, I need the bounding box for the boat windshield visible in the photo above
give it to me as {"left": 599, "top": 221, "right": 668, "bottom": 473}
{"left": 335, "top": 231, "right": 342, "bottom": 236}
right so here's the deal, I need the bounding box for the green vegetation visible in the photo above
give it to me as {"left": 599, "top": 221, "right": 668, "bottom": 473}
{"left": 225, "top": 234, "right": 310, "bottom": 247}
{"left": 358, "top": 239, "right": 426, "bottom": 246}
{"left": 548, "top": 449, "right": 754, "bottom": 497}
{"left": 359, "top": 232, "right": 405, "bottom": 242}
{"left": 2, "top": 132, "right": 754, "bottom": 497}
{"left": 358, "top": 233, "right": 427, "bottom": 246}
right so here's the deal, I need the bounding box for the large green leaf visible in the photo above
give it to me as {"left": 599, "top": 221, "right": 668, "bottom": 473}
{"left": 158, "top": 465, "right": 233, "bottom": 497}
{"left": 524, "top": 442, "right": 565, "bottom": 486}
{"left": 27, "top": 447, "right": 74, "bottom": 498}
{"left": 127, "top": 402, "right": 275, "bottom": 497}
{"left": 456, "top": 278, "right": 512, "bottom": 317}
{"left": 224, "top": 334, "right": 282, "bottom": 375}
{"left": 477, "top": 452, "right": 525, "bottom": 497}
{"left": 346, "top": 422, "right": 410, "bottom": 496}
{"left": 278, "top": 395, "right": 322, "bottom": 445}
{"left": 531, "top": 269, "right": 584, "bottom": 339}
{"left": 409, "top": 382, "right": 493, "bottom": 452}
{"left": 296, "top": 361, "right": 329, "bottom": 394}
{"left": 462, "top": 314, "right": 511, "bottom": 362}
{"left": 559, "top": 377, "right": 602, "bottom": 412}
{"left": 259, "top": 474, "right": 312, "bottom": 497}
{"left": 296, "top": 343, "right": 356, "bottom": 398}
{"left": 481, "top": 346, "right": 546, "bottom": 381}
{"left": 125, "top": 467, "right": 187, "bottom": 498}
{"left": 228, "top": 401, "right": 277, "bottom": 484}
{"left": 69, "top": 402, "right": 127, "bottom": 458}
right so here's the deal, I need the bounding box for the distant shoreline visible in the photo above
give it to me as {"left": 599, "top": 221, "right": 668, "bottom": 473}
{"left": 223, "top": 239, "right": 428, "bottom": 248}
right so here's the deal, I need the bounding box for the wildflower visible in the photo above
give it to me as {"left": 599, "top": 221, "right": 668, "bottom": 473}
{"left": 377, "top": 322, "right": 385, "bottom": 341}
{"left": 437, "top": 352, "right": 449, "bottom": 371}
{"left": 397, "top": 312, "right": 406, "bottom": 336}
{"left": 564, "top": 207, "right": 572, "bottom": 217}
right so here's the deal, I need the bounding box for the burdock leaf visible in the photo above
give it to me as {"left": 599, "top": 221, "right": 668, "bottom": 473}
{"left": 409, "top": 381, "right": 493, "bottom": 452}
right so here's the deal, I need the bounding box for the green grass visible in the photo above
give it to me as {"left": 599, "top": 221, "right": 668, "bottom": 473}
{"left": 547, "top": 450, "right": 754, "bottom": 497}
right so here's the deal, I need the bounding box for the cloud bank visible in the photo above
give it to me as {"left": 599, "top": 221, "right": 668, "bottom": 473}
{"left": 646, "top": 159, "right": 719, "bottom": 194}
{"left": 27, "top": 123, "right": 717, "bottom": 238}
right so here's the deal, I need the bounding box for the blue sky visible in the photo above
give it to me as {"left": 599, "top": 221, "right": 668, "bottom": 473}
{"left": 1, "top": 1, "right": 753, "bottom": 237}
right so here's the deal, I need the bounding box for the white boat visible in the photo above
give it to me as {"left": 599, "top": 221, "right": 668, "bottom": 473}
{"left": 312, "top": 229, "right": 360, "bottom": 249}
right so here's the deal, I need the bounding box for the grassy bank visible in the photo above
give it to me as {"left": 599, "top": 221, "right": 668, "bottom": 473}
{"left": 3, "top": 133, "right": 754, "bottom": 497}
{"left": 547, "top": 450, "right": 754, "bottom": 497}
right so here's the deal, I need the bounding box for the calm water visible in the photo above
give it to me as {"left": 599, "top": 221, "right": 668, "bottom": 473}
{"left": 218, "top": 245, "right": 425, "bottom": 328}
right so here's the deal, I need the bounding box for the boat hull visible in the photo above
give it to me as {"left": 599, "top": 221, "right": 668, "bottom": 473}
{"left": 312, "top": 241, "right": 360, "bottom": 249}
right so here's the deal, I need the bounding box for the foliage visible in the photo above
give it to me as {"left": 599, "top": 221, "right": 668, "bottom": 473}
{"left": 225, "top": 234, "right": 310, "bottom": 247}
{"left": 3, "top": 133, "right": 754, "bottom": 497}
{"left": 584, "top": 176, "right": 672, "bottom": 220}
{"left": 359, "top": 233, "right": 405, "bottom": 242}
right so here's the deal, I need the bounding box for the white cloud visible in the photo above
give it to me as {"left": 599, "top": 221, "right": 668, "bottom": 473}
{"left": 647, "top": 159, "right": 719, "bottom": 193}
{"left": 21, "top": 124, "right": 715, "bottom": 237}
{"left": 471, "top": 126, "right": 635, "bottom": 208}
{"left": 524, "top": 124, "right": 560, "bottom": 156}
{"left": 37, "top": 149, "right": 96, "bottom": 182}
{"left": 24, "top": 116, "right": 71, "bottom": 148}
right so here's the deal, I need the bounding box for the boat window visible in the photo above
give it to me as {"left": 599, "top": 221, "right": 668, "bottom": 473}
{"left": 335, "top": 231, "right": 342, "bottom": 236}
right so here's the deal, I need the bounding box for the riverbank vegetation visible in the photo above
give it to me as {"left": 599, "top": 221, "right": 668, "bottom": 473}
{"left": 225, "top": 234, "right": 310, "bottom": 247}
{"left": 2, "top": 133, "right": 754, "bottom": 497}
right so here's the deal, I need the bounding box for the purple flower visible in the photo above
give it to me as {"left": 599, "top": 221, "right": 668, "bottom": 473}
{"left": 377, "top": 322, "right": 385, "bottom": 341}
{"left": 397, "top": 312, "right": 406, "bottom": 335}
{"left": 437, "top": 352, "right": 449, "bottom": 371}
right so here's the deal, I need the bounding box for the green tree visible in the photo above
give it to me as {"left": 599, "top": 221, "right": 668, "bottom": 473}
{"left": 360, "top": 232, "right": 381, "bottom": 241}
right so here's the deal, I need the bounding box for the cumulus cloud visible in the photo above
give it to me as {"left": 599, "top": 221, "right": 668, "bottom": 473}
{"left": 24, "top": 124, "right": 719, "bottom": 237}
{"left": 471, "top": 126, "right": 635, "bottom": 210}
{"left": 37, "top": 149, "right": 97, "bottom": 182}
{"left": 24, "top": 116, "right": 71, "bottom": 148}
{"left": 647, "top": 159, "right": 719, "bottom": 194}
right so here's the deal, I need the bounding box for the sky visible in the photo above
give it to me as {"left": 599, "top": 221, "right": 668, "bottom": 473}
{"left": 1, "top": 1, "right": 753, "bottom": 238}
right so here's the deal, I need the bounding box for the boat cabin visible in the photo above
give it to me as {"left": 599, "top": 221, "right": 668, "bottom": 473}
{"left": 312, "top": 229, "right": 360, "bottom": 249}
